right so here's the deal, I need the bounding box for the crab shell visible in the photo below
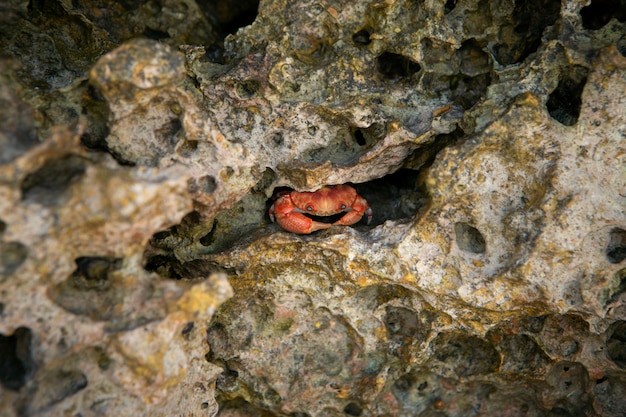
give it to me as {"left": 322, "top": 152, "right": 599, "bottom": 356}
{"left": 269, "top": 184, "right": 372, "bottom": 234}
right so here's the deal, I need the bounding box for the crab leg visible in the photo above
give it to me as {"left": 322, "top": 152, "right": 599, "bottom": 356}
{"left": 333, "top": 195, "right": 372, "bottom": 226}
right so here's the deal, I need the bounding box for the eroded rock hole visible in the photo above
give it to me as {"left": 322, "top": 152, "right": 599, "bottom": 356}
{"left": 177, "top": 139, "right": 199, "bottom": 157}
{"left": 142, "top": 27, "right": 170, "bottom": 40}
{"left": 354, "top": 129, "right": 366, "bottom": 146}
{"left": 145, "top": 211, "right": 218, "bottom": 279}
{"left": 274, "top": 170, "right": 427, "bottom": 230}
{"left": 454, "top": 222, "right": 486, "bottom": 254}
{"left": 216, "top": 398, "right": 268, "bottom": 416}
{"left": 492, "top": 0, "right": 560, "bottom": 65}
{"left": 154, "top": 117, "right": 183, "bottom": 157}
{"left": 343, "top": 402, "right": 363, "bottom": 416}
{"left": 47, "top": 256, "right": 121, "bottom": 320}
{"left": 144, "top": 255, "right": 225, "bottom": 280}
{"left": 547, "top": 66, "right": 588, "bottom": 126}
{"left": 271, "top": 132, "right": 284, "bottom": 146}
{"left": 20, "top": 154, "right": 87, "bottom": 205}
{"left": 188, "top": 175, "right": 218, "bottom": 195}
{"left": 606, "top": 227, "right": 626, "bottom": 264}
{"left": 145, "top": 172, "right": 275, "bottom": 279}
{"left": 236, "top": 79, "right": 261, "bottom": 99}
{"left": 606, "top": 268, "right": 626, "bottom": 306}
{"left": 303, "top": 123, "right": 385, "bottom": 164}
{"left": 606, "top": 321, "right": 626, "bottom": 368}
{"left": 581, "top": 0, "right": 626, "bottom": 30}
{"left": 377, "top": 52, "right": 421, "bottom": 81}
{"left": 404, "top": 127, "right": 466, "bottom": 170}
{"left": 432, "top": 332, "right": 500, "bottom": 377}
{"left": 201, "top": 0, "right": 260, "bottom": 37}
{"left": 71, "top": 256, "right": 121, "bottom": 290}
{"left": 0, "top": 241, "right": 28, "bottom": 275}
{"left": 385, "top": 307, "right": 419, "bottom": 337}
{"left": 0, "top": 327, "right": 35, "bottom": 391}
{"left": 444, "top": 0, "right": 457, "bottom": 13}
{"left": 352, "top": 29, "right": 371, "bottom": 46}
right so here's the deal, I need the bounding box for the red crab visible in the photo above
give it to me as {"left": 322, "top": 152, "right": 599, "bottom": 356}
{"left": 269, "top": 184, "right": 373, "bottom": 234}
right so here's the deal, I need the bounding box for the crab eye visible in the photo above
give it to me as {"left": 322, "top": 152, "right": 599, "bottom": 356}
{"left": 340, "top": 204, "right": 347, "bottom": 210}
{"left": 306, "top": 206, "right": 313, "bottom": 211}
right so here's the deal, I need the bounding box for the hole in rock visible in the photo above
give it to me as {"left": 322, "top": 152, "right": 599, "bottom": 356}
{"left": 0, "top": 327, "right": 35, "bottom": 391}
{"left": 146, "top": 164, "right": 433, "bottom": 278}
{"left": 182, "top": 322, "right": 195, "bottom": 337}
{"left": 606, "top": 227, "right": 626, "bottom": 264}
{"left": 606, "top": 321, "right": 626, "bottom": 368}
{"left": 420, "top": 61, "right": 490, "bottom": 110}
{"left": 71, "top": 256, "right": 121, "bottom": 290}
{"left": 385, "top": 307, "right": 418, "bottom": 337}
{"left": 403, "top": 127, "right": 466, "bottom": 170}
{"left": 199, "top": 221, "right": 219, "bottom": 247}
{"left": 444, "top": 0, "right": 457, "bottom": 13}
{"left": 459, "top": 39, "right": 492, "bottom": 76}
{"left": 432, "top": 332, "right": 500, "bottom": 377}
{"left": 80, "top": 84, "right": 112, "bottom": 152}
{"left": 145, "top": 170, "right": 276, "bottom": 279}
{"left": 352, "top": 29, "right": 372, "bottom": 45}
{"left": 155, "top": 117, "right": 183, "bottom": 153}
{"left": 492, "top": 0, "right": 560, "bottom": 65}
{"left": 303, "top": 122, "right": 386, "bottom": 165}
{"left": 0, "top": 241, "right": 28, "bottom": 275}
{"left": 547, "top": 66, "right": 588, "bottom": 126}
{"left": 606, "top": 268, "right": 626, "bottom": 306}
{"left": 144, "top": 254, "right": 226, "bottom": 280}
{"left": 177, "top": 139, "right": 199, "bottom": 157}
{"left": 343, "top": 402, "right": 363, "bottom": 416}
{"left": 142, "top": 27, "right": 170, "bottom": 40}
{"left": 270, "top": 169, "right": 428, "bottom": 231}
{"left": 200, "top": 0, "right": 260, "bottom": 37}
{"left": 393, "top": 372, "right": 416, "bottom": 393}
{"left": 216, "top": 398, "right": 270, "bottom": 416}
{"left": 354, "top": 129, "right": 366, "bottom": 146}
{"left": 377, "top": 52, "right": 421, "bottom": 82}
{"left": 454, "top": 222, "right": 486, "bottom": 254}
{"left": 20, "top": 154, "right": 87, "bottom": 205}
{"left": 271, "top": 132, "right": 284, "bottom": 146}
{"left": 618, "top": 38, "right": 626, "bottom": 57}
{"left": 236, "top": 79, "right": 261, "bottom": 99}
{"left": 581, "top": 0, "right": 626, "bottom": 30}
{"left": 47, "top": 256, "right": 124, "bottom": 321}
{"left": 188, "top": 175, "right": 218, "bottom": 195}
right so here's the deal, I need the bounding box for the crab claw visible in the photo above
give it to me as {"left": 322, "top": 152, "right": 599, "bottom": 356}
{"left": 269, "top": 201, "right": 332, "bottom": 234}
{"left": 277, "top": 211, "right": 332, "bottom": 234}
{"left": 333, "top": 194, "right": 372, "bottom": 226}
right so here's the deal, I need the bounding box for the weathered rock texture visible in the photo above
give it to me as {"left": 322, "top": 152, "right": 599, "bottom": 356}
{"left": 1, "top": 0, "right": 626, "bottom": 416}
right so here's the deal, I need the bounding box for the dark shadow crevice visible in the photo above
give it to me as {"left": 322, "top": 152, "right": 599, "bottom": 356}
{"left": 20, "top": 154, "right": 87, "bottom": 205}
{"left": 492, "top": 0, "right": 560, "bottom": 66}
{"left": 547, "top": 66, "right": 588, "bottom": 126}
{"left": 581, "top": 0, "right": 626, "bottom": 30}
{"left": 377, "top": 52, "right": 421, "bottom": 82}
{"left": 0, "top": 327, "right": 36, "bottom": 391}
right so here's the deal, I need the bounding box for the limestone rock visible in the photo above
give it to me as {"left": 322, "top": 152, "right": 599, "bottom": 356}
{"left": 1, "top": 0, "right": 625, "bottom": 416}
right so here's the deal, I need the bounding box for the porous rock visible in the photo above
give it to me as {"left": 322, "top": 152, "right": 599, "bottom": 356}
{"left": 0, "top": 0, "right": 625, "bottom": 416}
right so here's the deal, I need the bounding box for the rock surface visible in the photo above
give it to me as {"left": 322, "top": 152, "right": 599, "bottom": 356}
{"left": 1, "top": 0, "right": 626, "bottom": 416}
